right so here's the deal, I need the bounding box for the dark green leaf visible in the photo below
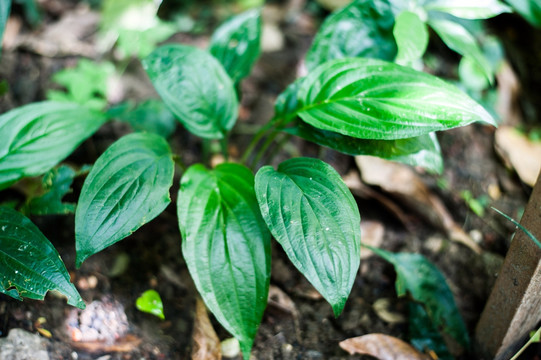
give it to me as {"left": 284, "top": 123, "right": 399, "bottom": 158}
{"left": 255, "top": 157, "right": 361, "bottom": 316}
{"left": 136, "top": 289, "right": 165, "bottom": 320}
{"left": 0, "top": 0, "right": 11, "bottom": 53}
{"left": 305, "top": 0, "right": 397, "bottom": 71}
{"left": 209, "top": 9, "right": 262, "bottom": 83}
{"left": 409, "top": 303, "right": 454, "bottom": 360}
{"left": 429, "top": 19, "right": 493, "bottom": 84}
{"left": 178, "top": 163, "right": 270, "bottom": 359}
{"left": 0, "top": 101, "right": 107, "bottom": 190}
{"left": 284, "top": 121, "right": 443, "bottom": 173}
{"left": 370, "top": 247, "right": 470, "bottom": 348}
{"left": 75, "top": 132, "right": 174, "bottom": 267}
{"left": 24, "top": 165, "right": 77, "bottom": 215}
{"left": 296, "top": 58, "right": 495, "bottom": 140}
{"left": 424, "top": 0, "right": 512, "bottom": 19}
{"left": 274, "top": 77, "right": 304, "bottom": 124}
{"left": 0, "top": 207, "right": 85, "bottom": 309}
{"left": 506, "top": 0, "right": 541, "bottom": 27}
{"left": 143, "top": 44, "right": 238, "bottom": 139}
{"left": 121, "top": 99, "right": 177, "bottom": 138}
{"left": 393, "top": 11, "right": 429, "bottom": 65}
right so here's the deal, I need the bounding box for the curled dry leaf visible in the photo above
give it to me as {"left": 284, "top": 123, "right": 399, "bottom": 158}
{"left": 268, "top": 285, "right": 299, "bottom": 318}
{"left": 192, "top": 297, "right": 222, "bottom": 360}
{"left": 495, "top": 126, "right": 541, "bottom": 187}
{"left": 339, "top": 333, "right": 432, "bottom": 360}
{"left": 355, "top": 156, "right": 481, "bottom": 254}
{"left": 373, "top": 298, "right": 406, "bottom": 324}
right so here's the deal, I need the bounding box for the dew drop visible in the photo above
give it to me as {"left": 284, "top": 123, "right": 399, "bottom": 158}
{"left": 1, "top": 226, "right": 5, "bottom": 231}
{"left": 325, "top": 227, "right": 330, "bottom": 231}
{"left": 14, "top": 270, "right": 19, "bottom": 274}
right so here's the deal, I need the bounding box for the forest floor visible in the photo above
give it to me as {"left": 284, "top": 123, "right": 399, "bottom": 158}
{"left": 0, "top": 1, "right": 540, "bottom": 359}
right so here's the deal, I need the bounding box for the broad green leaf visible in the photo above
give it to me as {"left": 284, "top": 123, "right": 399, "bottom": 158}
{"left": 178, "top": 163, "right": 271, "bottom": 359}
{"left": 0, "top": 0, "right": 11, "bottom": 53}
{"left": 24, "top": 165, "right": 77, "bottom": 215}
{"left": 393, "top": 11, "right": 429, "bottom": 65}
{"left": 121, "top": 99, "right": 177, "bottom": 138}
{"left": 284, "top": 122, "right": 443, "bottom": 173}
{"left": 255, "top": 157, "right": 361, "bottom": 316}
{"left": 459, "top": 56, "right": 490, "bottom": 91}
{"left": 0, "top": 101, "right": 107, "bottom": 190}
{"left": 429, "top": 19, "right": 493, "bottom": 84}
{"left": 370, "top": 247, "right": 470, "bottom": 348}
{"left": 136, "top": 289, "right": 165, "bottom": 320}
{"left": 424, "top": 0, "right": 512, "bottom": 19}
{"left": 209, "top": 9, "right": 261, "bottom": 83}
{"left": 143, "top": 44, "right": 238, "bottom": 139}
{"left": 0, "top": 207, "right": 85, "bottom": 309}
{"left": 296, "top": 58, "right": 495, "bottom": 140}
{"left": 75, "top": 132, "right": 174, "bottom": 267}
{"left": 305, "top": 0, "right": 397, "bottom": 71}
{"left": 506, "top": 0, "right": 541, "bottom": 27}
{"left": 409, "top": 303, "right": 454, "bottom": 360}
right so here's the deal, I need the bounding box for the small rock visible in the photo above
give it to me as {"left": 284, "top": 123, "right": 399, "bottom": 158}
{"left": 0, "top": 328, "right": 50, "bottom": 360}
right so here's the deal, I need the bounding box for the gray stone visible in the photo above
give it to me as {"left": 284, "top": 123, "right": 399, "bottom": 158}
{"left": 0, "top": 328, "right": 50, "bottom": 360}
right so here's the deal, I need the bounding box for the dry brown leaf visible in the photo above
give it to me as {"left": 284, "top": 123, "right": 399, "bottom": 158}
{"left": 70, "top": 334, "right": 142, "bottom": 353}
{"left": 495, "top": 126, "right": 541, "bottom": 187}
{"left": 360, "top": 221, "right": 385, "bottom": 259}
{"left": 355, "top": 156, "right": 481, "bottom": 254}
{"left": 268, "top": 285, "right": 299, "bottom": 318}
{"left": 339, "top": 333, "right": 432, "bottom": 360}
{"left": 192, "top": 297, "right": 222, "bottom": 360}
{"left": 372, "top": 298, "right": 406, "bottom": 324}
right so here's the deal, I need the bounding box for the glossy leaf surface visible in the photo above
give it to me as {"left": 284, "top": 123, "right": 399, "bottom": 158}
{"left": 424, "top": 0, "right": 511, "bottom": 19}
{"left": 0, "top": 102, "right": 106, "bottom": 190}
{"left": 393, "top": 11, "right": 428, "bottom": 65}
{"left": 255, "top": 157, "right": 361, "bottom": 316}
{"left": 285, "top": 122, "right": 443, "bottom": 173}
{"left": 75, "top": 133, "right": 174, "bottom": 267}
{"left": 296, "top": 58, "right": 495, "bottom": 140}
{"left": 136, "top": 289, "right": 165, "bottom": 320}
{"left": 143, "top": 44, "right": 238, "bottom": 139}
{"left": 370, "top": 247, "right": 470, "bottom": 348}
{"left": 0, "top": 207, "right": 85, "bottom": 309}
{"left": 305, "top": 0, "right": 397, "bottom": 71}
{"left": 178, "top": 163, "right": 271, "bottom": 359}
{"left": 429, "top": 19, "right": 493, "bottom": 84}
{"left": 209, "top": 9, "right": 261, "bottom": 83}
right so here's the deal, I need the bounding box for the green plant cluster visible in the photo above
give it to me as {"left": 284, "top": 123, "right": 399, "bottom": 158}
{"left": 0, "top": 0, "right": 522, "bottom": 359}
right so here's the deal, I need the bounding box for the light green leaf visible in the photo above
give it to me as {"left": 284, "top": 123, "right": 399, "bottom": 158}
{"left": 459, "top": 56, "right": 490, "bottom": 91}
{"left": 393, "top": 11, "right": 429, "bottom": 65}
{"left": 75, "top": 132, "right": 174, "bottom": 267}
{"left": 284, "top": 122, "right": 443, "bottom": 173}
{"left": 370, "top": 247, "right": 470, "bottom": 348}
{"left": 0, "top": 101, "right": 107, "bottom": 190}
{"left": 424, "top": 0, "right": 512, "bottom": 19}
{"left": 143, "top": 44, "right": 238, "bottom": 139}
{"left": 136, "top": 289, "right": 165, "bottom": 320}
{"left": 178, "top": 163, "right": 271, "bottom": 359}
{"left": 506, "top": 0, "right": 541, "bottom": 27}
{"left": 255, "top": 157, "right": 361, "bottom": 316}
{"left": 0, "top": 207, "right": 85, "bottom": 309}
{"left": 296, "top": 57, "right": 495, "bottom": 140}
{"left": 0, "top": 0, "right": 11, "bottom": 53}
{"left": 429, "top": 18, "right": 493, "bottom": 84}
{"left": 24, "top": 165, "right": 77, "bottom": 215}
{"left": 305, "top": 0, "right": 397, "bottom": 71}
{"left": 209, "top": 9, "right": 262, "bottom": 83}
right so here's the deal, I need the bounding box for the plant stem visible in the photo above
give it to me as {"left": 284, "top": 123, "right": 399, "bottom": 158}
{"left": 251, "top": 130, "right": 281, "bottom": 169}
{"left": 172, "top": 154, "right": 186, "bottom": 173}
{"left": 220, "top": 136, "right": 229, "bottom": 162}
{"left": 240, "top": 120, "right": 277, "bottom": 165}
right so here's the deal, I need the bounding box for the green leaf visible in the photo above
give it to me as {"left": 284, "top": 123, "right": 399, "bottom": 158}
{"left": 424, "top": 0, "right": 512, "bottom": 19}
{"left": 136, "top": 289, "right": 165, "bottom": 320}
{"left": 75, "top": 132, "right": 174, "bottom": 267}
{"left": 0, "top": 206, "right": 85, "bottom": 309}
{"left": 429, "top": 18, "right": 493, "bottom": 84}
{"left": 409, "top": 302, "right": 454, "bottom": 360}
{"left": 0, "top": 0, "right": 11, "bottom": 53}
{"left": 209, "top": 9, "right": 262, "bottom": 83}
{"left": 305, "top": 0, "right": 397, "bottom": 71}
{"left": 255, "top": 157, "right": 361, "bottom": 316}
{"left": 459, "top": 56, "right": 490, "bottom": 91}
{"left": 143, "top": 44, "right": 238, "bottom": 139}
{"left": 24, "top": 165, "right": 77, "bottom": 215}
{"left": 0, "top": 101, "right": 107, "bottom": 190}
{"left": 120, "top": 99, "right": 177, "bottom": 138}
{"left": 393, "top": 11, "right": 429, "bottom": 65}
{"left": 296, "top": 57, "right": 495, "bottom": 140}
{"left": 370, "top": 247, "right": 470, "bottom": 348}
{"left": 506, "top": 0, "right": 541, "bottom": 27}
{"left": 284, "top": 121, "right": 443, "bottom": 173}
{"left": 178, "top": 163, "right": 271, "bottom": 359}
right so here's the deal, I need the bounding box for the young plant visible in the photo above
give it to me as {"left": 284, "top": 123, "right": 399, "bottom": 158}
{"left": 0, "top": 1, "right": 506, "bottom": 358}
